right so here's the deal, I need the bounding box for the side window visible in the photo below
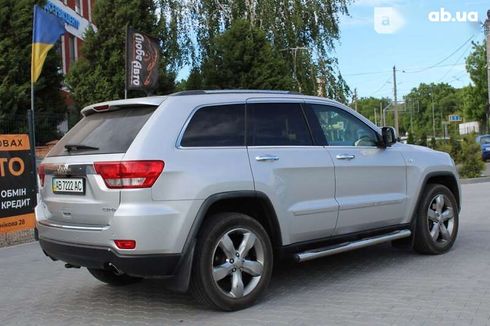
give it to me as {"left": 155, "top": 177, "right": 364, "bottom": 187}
{"left": 307, "top": 104, "right": 378, "bottom": 147}
{"left": 181, "top": 104, "right": 245, "bottom": 147}
{"left": 248, "top": 103, "right": 312, "bottom": 146}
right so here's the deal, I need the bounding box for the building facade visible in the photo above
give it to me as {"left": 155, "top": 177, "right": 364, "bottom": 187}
{"left": 44, "top": 0, "right": 96, "bottom": 75}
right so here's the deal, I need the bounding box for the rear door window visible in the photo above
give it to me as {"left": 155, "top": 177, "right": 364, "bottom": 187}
{"left": 48, "top": 106, "right": 156, "bottom": 157}
{"left": 180, "top": 104, "right": 245, "bottom": 147}
{"left": 247, "top": 103, "right": 313, "bottom": 146}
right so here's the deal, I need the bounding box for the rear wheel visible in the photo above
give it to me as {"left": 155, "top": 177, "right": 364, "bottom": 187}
{"left": 190, "top": 212, "right": 273, "bottom": 311}
{"left": 88, "top": 268, "right": 142, "bottom": 286}
{"left": 413, "top": 184, "right": 459, "bottom": 255}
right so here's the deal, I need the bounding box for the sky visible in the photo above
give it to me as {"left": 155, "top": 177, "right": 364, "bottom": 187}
{"left": 337, "top": 0, "right": 489, "bottom": 99}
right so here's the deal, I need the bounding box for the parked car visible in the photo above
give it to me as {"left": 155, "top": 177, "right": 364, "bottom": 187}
{"left": 476, "top": 134, "right": 490, "bottom": 161}
{"left": 36, "top": 90, "right": 461, "bottom": 311}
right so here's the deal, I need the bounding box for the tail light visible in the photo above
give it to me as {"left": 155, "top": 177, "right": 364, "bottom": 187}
{"left": 38, "top": 164, "right": 46, "bottom": 187}
{"left": 114, "top": 240, "right": 136, "bottom": 249}
{"left": 94, "top": 160, "right": 164, "bottom": 189}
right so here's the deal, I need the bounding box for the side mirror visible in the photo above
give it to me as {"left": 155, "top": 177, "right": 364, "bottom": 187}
{"left": 381, "top": 127, "right": 397, "bottom": 147}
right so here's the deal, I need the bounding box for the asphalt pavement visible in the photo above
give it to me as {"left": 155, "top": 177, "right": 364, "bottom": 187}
{"left": 1, "top": 182, "right": 490, "bottom": 325}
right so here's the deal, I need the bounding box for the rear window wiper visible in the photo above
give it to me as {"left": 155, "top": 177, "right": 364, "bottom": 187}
{"left": 64, "top": 144, "right": 99, "bottom": 152}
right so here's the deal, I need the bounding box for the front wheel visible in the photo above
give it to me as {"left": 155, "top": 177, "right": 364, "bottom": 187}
{"left": 190, "top": 212, "right": 273, "bottom": 311}
{"left": 413, "top": 184, "right": 459, "bottom": 255}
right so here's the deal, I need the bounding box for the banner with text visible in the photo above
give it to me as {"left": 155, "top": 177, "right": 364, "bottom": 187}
{"left": 126, "top": 27, "right": 160, "bottom": 92}
{"left": 0, "top": 134, "right": 36, "bottom": 233}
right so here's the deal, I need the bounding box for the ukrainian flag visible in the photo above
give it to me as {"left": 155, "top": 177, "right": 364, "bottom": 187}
{"left": 31, "top": 5, "right": 66, "bottom": 83}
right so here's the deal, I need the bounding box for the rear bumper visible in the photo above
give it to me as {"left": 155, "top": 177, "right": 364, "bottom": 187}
{"left": 39, "top": 238, "right": 180, "bottom": 278}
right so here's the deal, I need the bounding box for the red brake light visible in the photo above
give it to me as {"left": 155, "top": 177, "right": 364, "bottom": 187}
{"left": 93, "top": 105, "right": 110, "bottom": 112}
{"left": 94, "top": 160, "right": 164, "bottom": 189}
{"left": 38, "top": 164, "right": 46, "bottom": 187}
{"left": 114, "top": 240, "right": 136, "bottom": 250}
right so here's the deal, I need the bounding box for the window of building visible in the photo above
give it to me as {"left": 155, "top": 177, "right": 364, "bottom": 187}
{"left": 248, "top": 103, "right": 313, "bottom": 146}
{"left": 75, "top": 0, "right": 82, "bottom": 15}
{"left": 181, "top": 104, "right": 245, "bottom": 147}
{"left": 68, "top": 35, "right": 77, "bottom": 69}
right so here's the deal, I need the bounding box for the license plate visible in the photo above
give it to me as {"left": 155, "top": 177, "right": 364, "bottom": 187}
{"left": 52, "top": 178, "right": 85, "bottom": 195}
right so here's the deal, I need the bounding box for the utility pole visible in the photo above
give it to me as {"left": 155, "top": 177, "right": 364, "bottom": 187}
{"left": 432, "top": 103, "right": 436, "bottom": 138}
{"left": 380, "top": 102, "right": 383, "bottom": 126}
{"left": 393, "top": 66, "right": 399, "bottom": 135}
{"left": 485, "top": 10, "right": 490, "bottom": 133}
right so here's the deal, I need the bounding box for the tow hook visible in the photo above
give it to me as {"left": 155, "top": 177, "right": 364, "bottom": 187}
{"left": 108, "top": 263, "right": 123, "bottom": 276}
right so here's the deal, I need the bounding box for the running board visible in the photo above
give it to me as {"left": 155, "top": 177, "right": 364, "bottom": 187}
{"left": 295, "top": 229, "right": 411, "bottom": 263}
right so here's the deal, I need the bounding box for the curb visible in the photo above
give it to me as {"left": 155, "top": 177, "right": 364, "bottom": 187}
{"left": 460, "top": 176, "right": 490, "bottom": 185}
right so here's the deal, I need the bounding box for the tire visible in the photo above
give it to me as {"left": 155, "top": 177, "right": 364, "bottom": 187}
{"left": 190, "top": 212, "right": 273, "bottom": 311}
{"left": 413, "top": 184, "right": 459, "bottom": 255}
{"left": 87, "top": 268, "right": 142, "bottom": 286}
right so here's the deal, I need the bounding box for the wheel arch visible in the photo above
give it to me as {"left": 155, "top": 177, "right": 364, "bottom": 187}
{"left": 169, "top": 191, "right": 282, "bottom": 293}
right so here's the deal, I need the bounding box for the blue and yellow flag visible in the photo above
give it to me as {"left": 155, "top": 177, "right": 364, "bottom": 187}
{"left": 31, "top": 5, "right": 66, "bottom": 83}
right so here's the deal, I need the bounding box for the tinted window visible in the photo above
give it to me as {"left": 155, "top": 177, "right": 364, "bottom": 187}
{"left": 181, "top": 104, "right": 245, "bottom": 147}
{"left": 48, "top": 107, "right": 156, "bottom": 157}
{"left": 307, "top": 105, "right": 378, "bottom": 147}
{"left": 249, "top": 103, "right": 312, "bottom": 146}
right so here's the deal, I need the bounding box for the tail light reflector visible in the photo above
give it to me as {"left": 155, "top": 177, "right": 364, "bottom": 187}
{"left": 38, "top": 164, "right": 46, "bottom": 187}
{"left": 94, "top": 160, "right": 164, "bottom": 189}
{"left": 114, "top": 240, "right": 136, "bottom": 250}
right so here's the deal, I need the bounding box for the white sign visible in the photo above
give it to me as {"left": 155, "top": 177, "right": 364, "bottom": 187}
{"left": 45, "top": 0, "right": 97, "bottom": 40}
{"left": 459, "top": 122, "right": 479, "bottom": 135}
{"left": 448, "top": 114, "right": 462, "bottom": 122}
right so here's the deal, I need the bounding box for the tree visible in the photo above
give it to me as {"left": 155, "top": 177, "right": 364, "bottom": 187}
{"left": 66, "top": 0, "right": 179, "bottom": 108}
{"left": 459, "top": 134, "right": 484, "bottom": 178}
{"left": 199, "top": 20, "right": 293, "bottom": 90}
{"left": 354, "top": 97, "right": 390, "bottom": 126}
{"left": 0, "top": 0, "right": 66, "bottom": 144}
{"left": 158, "top": 0, "right": 351, "bottom": 101}
{"left": 463, "top": 41, "right": 488, "bottom": 130}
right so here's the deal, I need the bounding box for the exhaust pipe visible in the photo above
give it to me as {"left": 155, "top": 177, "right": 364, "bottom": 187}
{"left": 65, "top": 263, "right": 80, "bottom": 269}
{"left": 108, "top": 263, "right": 123, "bottom": 276}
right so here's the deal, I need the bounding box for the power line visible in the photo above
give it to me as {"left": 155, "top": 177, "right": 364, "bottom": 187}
{"left": 401, "top": 33, "right": 476, "bottom": 74}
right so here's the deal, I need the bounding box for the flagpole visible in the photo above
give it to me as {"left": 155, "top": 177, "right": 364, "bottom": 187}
{"left": 124, "top": 24, "right": 129, "bottom": 99}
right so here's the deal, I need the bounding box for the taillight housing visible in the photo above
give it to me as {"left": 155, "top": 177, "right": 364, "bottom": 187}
{"left": 94, "top": 160, "right": 164, "bottom": 189}
{"left": 114, "top": 240, "right": 136, "bottom": 249}
{"left": 38, "top": 164, "right": 46, "bottom": 187}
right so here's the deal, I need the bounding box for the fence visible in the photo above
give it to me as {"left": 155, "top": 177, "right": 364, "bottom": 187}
{"left": 0, "top": 112, "right": 80, "bottom": 146}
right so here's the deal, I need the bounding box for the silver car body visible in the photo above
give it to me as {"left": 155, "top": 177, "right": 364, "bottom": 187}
{"left": 36, "top": 92, "right": 460, "bottom": 262}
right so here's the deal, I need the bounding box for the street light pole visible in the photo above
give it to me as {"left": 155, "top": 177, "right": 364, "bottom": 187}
{"left": 393, "top": 66, "right": 399, "bottom": 135}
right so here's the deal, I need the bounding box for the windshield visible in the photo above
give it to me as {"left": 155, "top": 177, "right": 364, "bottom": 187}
{"left": 479, "top": 136, "right": 490, "bottom": 145}
{"left": 48, "top": 107, "right": 156, "bottom": 157}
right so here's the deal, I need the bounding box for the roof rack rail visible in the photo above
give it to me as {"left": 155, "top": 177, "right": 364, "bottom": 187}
{"left": 171, "top": 90, "right": 303, "bottom": 96}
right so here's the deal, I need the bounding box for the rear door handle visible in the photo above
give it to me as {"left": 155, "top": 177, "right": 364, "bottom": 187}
{"left": 336, "top": 154, "right": 355, "bottom": 160}
{"left": 256, "top": 155, "right": 280, "bottom": 162}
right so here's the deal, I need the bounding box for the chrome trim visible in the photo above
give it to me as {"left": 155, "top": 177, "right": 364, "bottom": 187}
{"left": 38, "top": 220, "right": 109, "bottom": 231}
{"left": 295, "top": 230, "right": 411, "bottom": 262}
{"left": 255, "top": 155, "right": 279, "bottom": 162}
{"left": 336, "top": 154, "right": 356, "bottom": 160}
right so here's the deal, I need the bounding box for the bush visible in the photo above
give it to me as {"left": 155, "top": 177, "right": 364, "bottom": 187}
{"left": 459, "top": 134, "right": 484, "bottom": 178}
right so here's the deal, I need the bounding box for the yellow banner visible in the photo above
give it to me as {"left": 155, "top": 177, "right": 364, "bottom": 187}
{"left": 0, "top": 134, "right": 31, "bottom": 152}
{"left": 0, "top": 213, "right": 35, "bottom": 233}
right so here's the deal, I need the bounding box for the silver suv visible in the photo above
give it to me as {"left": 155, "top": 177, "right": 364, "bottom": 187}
{"left": 36, "top": 90, "right": 460, "bottom": 311}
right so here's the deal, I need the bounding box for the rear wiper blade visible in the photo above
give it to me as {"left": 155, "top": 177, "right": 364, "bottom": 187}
{"left": 64, "top": 144, "right": 99, "bottom": 152}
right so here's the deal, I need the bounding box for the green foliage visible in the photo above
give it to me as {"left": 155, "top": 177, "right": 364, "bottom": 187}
{"left": 463, "top": 41, "right": 488, "bottom": 129}
{"left": 430, "top": 137, "right": 437, "bottom": 149}
{"left": 353, "top": 97, "right": 390, "bottom": 126}
{"left": 403, "top": 83, "right": 462, "bottom": 138}
{"left": 0, "top": 0, "right": 65, "bottom": 144}
{"left": 459, "top": 134, "right": 484, "bottom": 178}
{"left": 199, "top": 20, "right": 294, "bottom": 90}
{"left": 165, "top": 0, "right": 351, "bottom": 101}
{"left": 418, "top": 132, "right": 428, "bottom": 147}
{"left": 407, "top": 132, "right": 415, "bottom": 144}
{"left": 66, "top": 0, "right": 177, "bottom": 108}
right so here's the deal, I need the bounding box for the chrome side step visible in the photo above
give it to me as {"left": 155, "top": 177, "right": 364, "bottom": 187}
{"left": 295, "top": 229, "right": 411, "bottom": 263}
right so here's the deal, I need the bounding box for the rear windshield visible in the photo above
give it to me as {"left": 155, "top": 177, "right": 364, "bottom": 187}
{"left": 48, "top": 107, "right": 156, "bottom": 157}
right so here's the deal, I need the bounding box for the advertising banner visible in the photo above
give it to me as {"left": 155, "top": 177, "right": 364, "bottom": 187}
{"left": 126, "top": 27, "right": 160, "bottom": 92}
{"left": 0, "top": 134, "right": 37, "bottom": 233}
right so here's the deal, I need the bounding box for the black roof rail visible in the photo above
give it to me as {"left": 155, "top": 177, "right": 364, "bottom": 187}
{"left": 171, "top": 90, "right": 303, "bottom": 96}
